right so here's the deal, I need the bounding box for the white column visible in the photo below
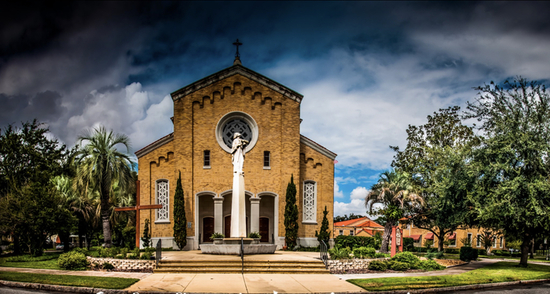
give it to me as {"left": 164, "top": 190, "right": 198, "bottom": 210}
{"left": 230, "top": 172, "right": 247, "bottom": 237}
{"left": 214, "top": 196, "right": 224, "bottom": 234}
{"left": 250, "top": 196, "right": 260, "bottom": 234}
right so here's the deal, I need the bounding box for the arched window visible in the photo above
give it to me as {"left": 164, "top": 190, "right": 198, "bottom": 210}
{"left": 156, "top": 179, "right": 170, "bottom": 223}
{"left": 303, "top": 181, "right": 317, "bottom": 223}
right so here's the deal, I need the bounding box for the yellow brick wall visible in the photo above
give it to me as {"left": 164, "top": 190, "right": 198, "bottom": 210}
{"left": 401, "top": 225, "right": 507, "bottom": 250}
{"left": 137, "top": 72, "right": 335, "bottom": 242}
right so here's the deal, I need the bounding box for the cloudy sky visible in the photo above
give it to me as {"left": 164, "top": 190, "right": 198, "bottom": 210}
{"left": 2, "top": 1, "right": 550, "bottom": 218}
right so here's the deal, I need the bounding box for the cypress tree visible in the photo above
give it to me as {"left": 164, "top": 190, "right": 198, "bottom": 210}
{"left": 315, "top": 206, "right": 330, "bottom": 245}
{"left": 141, "top": 218, "right": 151, "bottom": 247}
{"left": 284, "top": 175, "right": 299, "bottom": 249}
{"left": 173, "top": 171, "right": 187, "bottom": 250}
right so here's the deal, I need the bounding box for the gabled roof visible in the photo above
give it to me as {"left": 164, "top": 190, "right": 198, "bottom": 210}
{"left": 171, "top": 64, "right": 303, "bottom": 103}
{"left": 135, "top": 133, "right": 174, "bottom": 158}
{"left": 300, "top": 135, "right": 337, "bottom": 160}
{"left": 334, "top": 217, "right": 382, "bottom": 228}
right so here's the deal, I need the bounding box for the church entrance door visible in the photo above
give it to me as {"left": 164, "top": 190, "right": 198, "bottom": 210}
{"left": 224, "top": 216, "right": 231, "bottom": 238}
{"left": 203, "top": 217, "right": 214, "bottom": 243}
{"left": 259, "top": 217, "right": 269, "bottom": 242}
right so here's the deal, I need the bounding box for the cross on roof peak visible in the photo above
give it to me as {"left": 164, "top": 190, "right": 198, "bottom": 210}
{"left": 233, "top": 39, "right": 242, "bottom": 65}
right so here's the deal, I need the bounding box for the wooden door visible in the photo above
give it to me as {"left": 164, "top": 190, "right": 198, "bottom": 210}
{"left": 203, "top": 217, "right": 214, "bottom": 243}
{"left": 225, "top": 216, "right": 231, "bottom": 238}
{"left": 259, "top": 217, "right": 269, "bottom": 243}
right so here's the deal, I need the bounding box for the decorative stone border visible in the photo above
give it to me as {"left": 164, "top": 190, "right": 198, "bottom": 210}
{"left": 326, "top": 258, "right": 389, "bottom": 273}
{"left": 86, "top": 257, "right": 155, "bottom": 271}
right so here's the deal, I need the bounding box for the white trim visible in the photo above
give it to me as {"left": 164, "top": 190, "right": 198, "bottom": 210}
{"left": 155, "top": 179, "right": 170, "bottom": 223}
{"left": 215, "top": 111, "right": 259, "bottom": 154}
{"left": 302, "top": 180, "right": 317, "bottom": 224}
{"left": 300, "top": 135, "right": 337, "bottom": 160}
{"left": 195, "top": 191, "right": 218, "bottom": 246}
{"left": 203, "top": 166, "right": 211, "bottom": 169}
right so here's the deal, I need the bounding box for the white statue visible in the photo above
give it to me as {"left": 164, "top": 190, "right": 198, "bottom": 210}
{"left": 231, "top": 132, "right": 249, "bottom": 174}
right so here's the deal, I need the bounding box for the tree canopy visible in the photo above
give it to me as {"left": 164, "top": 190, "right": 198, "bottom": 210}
{"left": 466, "top": 77, "right": 550, "bottom": 266}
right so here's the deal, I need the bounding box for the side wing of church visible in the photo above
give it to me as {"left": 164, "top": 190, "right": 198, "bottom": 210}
{"left": 135, "top": 61, "right": 336, "bottom": 250}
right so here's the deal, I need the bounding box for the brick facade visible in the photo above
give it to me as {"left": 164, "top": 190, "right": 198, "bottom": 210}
{"left": 136, "top": 64, "right": 336, "bottom": 249}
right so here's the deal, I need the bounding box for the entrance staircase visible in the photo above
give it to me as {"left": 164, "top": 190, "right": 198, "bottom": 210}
{"left": 154, "top": 259, "right": 329, "bottom": 274}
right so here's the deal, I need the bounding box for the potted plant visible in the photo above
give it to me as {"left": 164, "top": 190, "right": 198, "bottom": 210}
{"left": 249, "top": 232, "right": 261, "bottom": 244}
{"left": 210, "top": 232, "right": 225, "bottom": 244}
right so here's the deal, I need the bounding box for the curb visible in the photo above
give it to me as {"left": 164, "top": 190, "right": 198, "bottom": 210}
{"left": 360, "top": 278, "right": 550, "bottom": 293}
{"left": 0, "top": 280, "right": 127, "bottom": 294}
{"left": 1, "top": 278, "right": 549, "bottom": 294}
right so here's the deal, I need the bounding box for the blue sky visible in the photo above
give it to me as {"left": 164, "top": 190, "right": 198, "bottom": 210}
{"left": 2, "top": 2, "right": 550, "bottom": 218}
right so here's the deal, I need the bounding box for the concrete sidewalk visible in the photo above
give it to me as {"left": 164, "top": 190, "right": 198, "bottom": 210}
{"left": 127, "top": 273, "right": 367, "bottom": 293}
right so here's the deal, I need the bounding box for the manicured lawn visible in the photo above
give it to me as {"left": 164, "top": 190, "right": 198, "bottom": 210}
{"left": 0, "top": 253, "right": 64, "bottom": 270}
{"left": 348, "top": 262, "right": 550, "bottom": 292}
{"left": 0, "top": 271, "right": 139, "bottom": 289}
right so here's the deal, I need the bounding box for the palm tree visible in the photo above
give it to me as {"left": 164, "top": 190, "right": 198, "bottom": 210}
{"left": 365, "top": 170, "right": 423, "bottom": 253}
{"left": 74, "top": 127, "right": 134, "bottom": 248}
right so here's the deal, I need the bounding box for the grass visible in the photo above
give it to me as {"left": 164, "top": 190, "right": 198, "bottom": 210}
{"left": 0, "top": 271, "right": 139, "bottom": 289}
{"left": 348, "top": 262, "right": 550, "bottom": 292}
{"left": 0, "top": 253, "right": 64, "bottom": 270}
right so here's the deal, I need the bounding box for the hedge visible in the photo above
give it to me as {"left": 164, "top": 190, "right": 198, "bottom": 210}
{"left": 334, "top": 235, "right": 377, "bottom": 249}
{"left": 460, "top": 247, "right": 479, "bottom": 261}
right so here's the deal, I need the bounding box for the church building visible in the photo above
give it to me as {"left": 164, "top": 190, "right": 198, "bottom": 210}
{"left": 135, "top": 52, "right": 337, "bottom": 250}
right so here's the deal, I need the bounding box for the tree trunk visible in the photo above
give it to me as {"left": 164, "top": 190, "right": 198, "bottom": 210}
{"left": 437, "top": 231, "right": 445, "bottom": 252}
{"left": 530, "top": 238, "right": 535, "bottom": 259}
{"left": 380, "top": 221, "right": 394, "bottom": 253}
{"left": 101, "top": 180, "right": 112, "bottom": 248}
{"left": 519, "top": 236, "right": 530, "bottom": 267}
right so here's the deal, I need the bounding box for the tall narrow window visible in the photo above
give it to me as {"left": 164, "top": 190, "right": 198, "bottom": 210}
{"left": 203, "top": 150, "right": 210, "bottom": 167}
{"left": 263, "top": 151, "right": 270, "bottom": 168}
{"left": 476, "top": 234, "right": 481, "bottom": 247}
{"left": 156, "top": 180, "right": 169, "bottom": 222}
{"left": 500, "top": 237, "right": 503, "bottom": 248}
{"left": 303, "top": 181, "right": 317, "bottom": 223}
{"left": 467, "top": 233, "right": 472, "bottom": 246}
{"left": 350, "top": 230, "right": 354, "bottom": 236}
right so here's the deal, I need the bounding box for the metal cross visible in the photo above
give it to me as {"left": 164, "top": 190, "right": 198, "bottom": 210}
{"left": 233, "top": 39, "right": 242, "bottom": 58}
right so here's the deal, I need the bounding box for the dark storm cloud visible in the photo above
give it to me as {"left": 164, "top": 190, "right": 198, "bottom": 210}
{"left": 0, "top": 90, "right": 66, "bottom": 126}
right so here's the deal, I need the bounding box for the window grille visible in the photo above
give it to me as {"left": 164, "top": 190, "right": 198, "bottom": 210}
{"left": 156, "top": 180, "right": 169, "bottom": 222}
{"left": 263, "top": 151, "right": 270, "bottom": 167}
{"left": 303, "top": 181, "right": 317, "bottom": 223}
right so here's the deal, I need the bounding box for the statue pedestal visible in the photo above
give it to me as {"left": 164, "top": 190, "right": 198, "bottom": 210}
{"left": 200, "top": 238, "right": 277, "bottom": 255}
{"left": 230, "top": 171, "right": 246, "bottom": 237}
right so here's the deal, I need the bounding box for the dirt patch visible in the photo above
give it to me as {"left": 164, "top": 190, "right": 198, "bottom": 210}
{"left": 434, "top": 258, "right": 467, "bottom": 267}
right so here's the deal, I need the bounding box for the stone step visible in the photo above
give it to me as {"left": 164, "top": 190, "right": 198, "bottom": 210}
{"left": 154, "top": 267, "right": 330, "bottom": 274}
{"left": 158, "top": 263, "right": 326, "bottom": 269}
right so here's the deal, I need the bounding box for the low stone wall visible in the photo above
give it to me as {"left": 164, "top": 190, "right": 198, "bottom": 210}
{"left": 87, "top": 256, "right": 155, "bottom": 272}
{"left": 326, "top": 258, "right": 388, "bottom": 274}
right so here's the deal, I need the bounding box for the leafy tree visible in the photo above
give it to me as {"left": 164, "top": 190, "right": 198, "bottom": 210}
{"left": 173, "top": 171, "right": 187, "bottom": 250}
{"left": 0, "top": 120, "right": 73, "bottom": 255}
{"left": 466, "top": 77, "right": 550, "bottom": 266}
{"left": 365, "top": 170, "right": 423, "bottom": 253}
{"left": 141, "top": 218, "right": 151, "bottom": 247}
{"left": 74, "top": 127, "right": 134, "bottom": 248}
{"left": 391, "top": 106, "right": 478, "bottom": 252}
{"left": 315, "top": 206, "right": 331, "bottom": 245}
{"left": 333, "top": 213, "right": 364, "bottom": 223}
{"left": 284, "top": 175, "right": 299, "bottom": 249}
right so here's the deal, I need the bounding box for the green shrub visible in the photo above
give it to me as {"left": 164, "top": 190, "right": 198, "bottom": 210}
{"left": 425, "top": 251, "right": 444, "bottom": 260}
{"left": 390, "top": 261, "right": 410, "bottom": 271}
{"left": 248, "top": 232, "right": 261, "bottom": 239}
{"left": 444, "top": 248, "right": 459, "bottom": 254}
{"left": 368, "top": 260, "right": 387, "bottom": 271}
{"left": 403, "top": 237, "right": 415, "bottom": 251}
{"left": 352, "top": 247, "right": 376, "bottom": 259}
{"left": 58, "top": 251, "right": 88, "bottom": 270}
{"left": 391, "top": 251, "right": 420, "bottom": 264}
{"left": 210, "top": 232, "right": 224, "bottom": 239}
{"left": 102, "top": 262, "right": 114, "bottom": 270}
{"left": 334, "top": 235, "right": 377, "bottom": 249}
{"left": 140, "top": 252, "right": 152, "bottom": 260}
{"left": 328, "top": 246, "right": 352, "bottom": 259}
{"left": 477, "top": 249, "right": 487, "bottom": 256}
{"left": 374, "top": 252, "right": 390, "bottom": 258}
{"left": 460, "top": 247, "right": 479, "bottom": 261}
{"left": 6, "top": 254, "right": 58, "bottom": 262}
{"left": 71, "top": 247, "right": 88, "bottom": 256}
{"left": 120, "top": 248, "right": 128, "bottom": 258}
{"left": 418, "top": 259, "right": 445, "bottom": 270}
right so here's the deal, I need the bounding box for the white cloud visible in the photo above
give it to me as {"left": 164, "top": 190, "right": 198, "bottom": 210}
{"left": 334, "top": 199, "right": 366, "bottom": 217}
{"left": 350, "top": 186, "right": 369, "bottom": 200}
{"left": 334, "top": 179, "right": 344, "bottom": 198}
{"left": 128, "top": 95, "right": 174, "bottom": 151}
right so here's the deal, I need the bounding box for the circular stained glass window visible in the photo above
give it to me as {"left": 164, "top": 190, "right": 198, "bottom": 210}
{"left": 221, "top": 118, "right": 253, "bottom": 149}
{"left": 215, "top": 111, "right": 258, "bottom": 153}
